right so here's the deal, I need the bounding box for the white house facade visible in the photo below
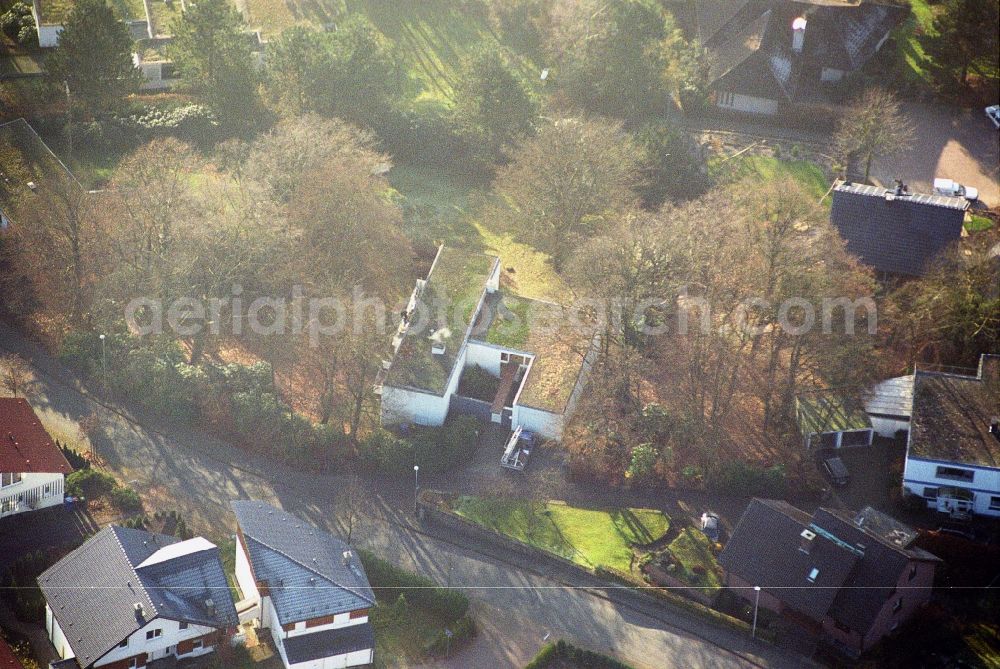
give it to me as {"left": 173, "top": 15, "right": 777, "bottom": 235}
{"left": 0, "top": 398, "right": 74, "bottom": 520}
{"left": 901, "top": 355, "right": 1000, "bottom": 518}
{"left": 231, "top": 501, "right": 376, "bottom": 669}
{"left": 38, "top": 528, "right": 238, "bottom": 669}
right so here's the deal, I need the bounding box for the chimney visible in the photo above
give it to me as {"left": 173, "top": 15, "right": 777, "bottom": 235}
{"left": 134, "top": 602, "right": 144, "bottom": 618}
{"left": 990, "top": 417, "right": 1000, "bottom": 441}
{"left": 342, "top": 550, "right": 353, "bottom": 566}
{"left": 205, "top": 598, "right": 215, "bottom": 616}
{"left": 799, "top": 528, "right": 816, "bottom": 553}
{"left": 792, "top": 17, "right": 807, "bottom": 53}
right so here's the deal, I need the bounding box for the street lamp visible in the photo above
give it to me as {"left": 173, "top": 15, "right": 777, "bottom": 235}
{"left": 99, "top": 334, "right": 107, "bottom": 390}
{"left": 413, "top": 465, "right": 420, "bottom": 515}
{"left": 752, "top": 586, "right": 761, "bottom": 640}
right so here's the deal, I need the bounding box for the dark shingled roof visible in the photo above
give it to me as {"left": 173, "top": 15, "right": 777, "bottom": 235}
{"left": 283, "top": 622, "right": 374, "bottom": 665}
{"left": 908, "top": 355, "right": 1000, "bottom": 469}
{"left": 0, "top": 398, "right": 74, "bottom": 475}
{"left": 720, "top": 499, "right": 939, "bottom": 634}
{"left": 829, "top": 181, "right": 968, "bottom": 276}
{"left": 231, "top": 501, "right": 375, "bottom": 626}
{"left": 38, "top": 527, "right": 237, "bottom": 668}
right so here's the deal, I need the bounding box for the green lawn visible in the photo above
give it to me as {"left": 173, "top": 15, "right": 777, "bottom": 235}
{"left": 389, "top": 163, "right": 567, "bottom": 300}
{"left": 663, "top": 527, "right": 723, "bottom": 595}
{"left": 450, "top": 496, "right": 670, "bottom": 572}
{"left": 239, "top": 0, "right": 540, "bottom": 106}
{"left": 965, "top": 214, "right": 995, "bottom": 233}
{"left": 712, "top": 154, "right": 831, "bottom": 202}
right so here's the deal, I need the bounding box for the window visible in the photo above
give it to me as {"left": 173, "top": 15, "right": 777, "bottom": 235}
{"left": 192, "top": 640, "right": 203, "bottom": 650}
{"left": 179, "top": 622, "right": 188, "bottom": 630}
{"left": 989, "top": 496, "right": 1000, "bottom": 511}
{"left": 924, "top": 487, "right": 939, "bottom": 500}
{"left": 807, "top": 567, "right": 819, "bottom": 583}
{"left": 935, "top": 466, "right": 974, "bottom": 483}
{"left": 43, "top": 483, "right": 53, "bottom": 497}
{"left": 146, "top": 629, "right": 162, "bottom": 640}
{"left": 893, "top": 597, "right": 903, "bottom": 613}
{"left": 119, "top": 639, "right": 129, "bottom": 648}
{"left": 128, "top": 659, "right": 137, "bottom": 669}
{"left": 1, "top": 473, "right": 22, "bottom": 488}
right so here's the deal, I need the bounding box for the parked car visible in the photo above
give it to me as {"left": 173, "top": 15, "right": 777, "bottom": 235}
{"left": 933, "top": 177, "right": 979, "bottom": 201}
{"left": 700, "top": 512, "right": 721, "bottom": 542}
{"left": 500, "top": 425, "right": 534, "bottom": 471}
{"left": 822, "top": 456, "right": 850, "bottom": 487}
{"left": 986, "top": 105, "right": 1000, "bottom": 129}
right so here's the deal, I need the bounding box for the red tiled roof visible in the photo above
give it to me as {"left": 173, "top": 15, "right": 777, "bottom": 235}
{"left": 0, "top": 636, "right": 25, "bottom": 669}
{"left": 0, "top": 398, "right": 73, "bottom": 475}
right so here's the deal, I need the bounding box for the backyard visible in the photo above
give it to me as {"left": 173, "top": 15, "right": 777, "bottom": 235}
{"left": 449, "top": 495, "right": 670, "bottom": 572}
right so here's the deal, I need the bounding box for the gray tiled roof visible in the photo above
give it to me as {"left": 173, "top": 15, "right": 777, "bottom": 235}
{"left": 37, "top": 527, "right": 237, "bottom": 668}
{"left": 720, "top": 500, "right": 939, "bottom": 634}
{"left": 283, "top": 622, "right": 374, "bottom": 665}
{"left": 830, "top": 182, "right": 967, "bottom": 276}
{"left": 230, "top": 501, "right": 375, "bottom": 625}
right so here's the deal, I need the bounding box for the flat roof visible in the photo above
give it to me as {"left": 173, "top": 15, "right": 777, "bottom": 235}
{"left": 385, "top": 246, "right": 499, "bottom": 395}
{"left": 797, "top": 390, "right": 872, "bottom": 435}
{"left": 908, "top": 355, "right": 1000, "bottom": 469}
{"left": 35, "top": 0, "right": 76, "bottom": 25}
{"left": 471, "top": 292, "right": 595, "bottom": 413}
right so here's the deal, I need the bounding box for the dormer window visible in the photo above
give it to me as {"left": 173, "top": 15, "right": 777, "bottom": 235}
{"left": 807, "top": 567, "right": 819, "bottom": 583}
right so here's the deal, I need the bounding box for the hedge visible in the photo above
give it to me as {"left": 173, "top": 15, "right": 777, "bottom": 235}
{"left": 357, "top": 549, "right": 468, "bottom": 622}
{"left": 358, "top": 416, "right": 480, "bottom": 477}
{"left": 524, "top": 639, "right": 636, "bottom": 669}
{"left": 425, "top": 613, "right": 475, "bottom": 655}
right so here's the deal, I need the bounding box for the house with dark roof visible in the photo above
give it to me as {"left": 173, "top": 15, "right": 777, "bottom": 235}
{"left": 701, "top": 0, "right": 907, "bottom": 116}
{"left": 231, "top": 501, "right": 376, "bottom": 669}
{"left": 0, "top": 635, "right": 25, "bottom": 669}
{"left": 0, "top": 398, "right": 73, "bottom": 520}
{"left": 38, "top": 526, "right": 238, "bottom": 668}
{"left": 830, "top": 180, "right": 969, "bottom": 277}
{"left": 902, "top": 354, "right": 1000, "bottom": 518}
{"left": 720, "top": 499, "right": 940, "bottom": 656}
{"left": 378, "top": 244, "right": 600, "bottom": 440}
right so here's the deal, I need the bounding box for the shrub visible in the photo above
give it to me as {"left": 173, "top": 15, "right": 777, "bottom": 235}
{"left": 706, "top": 461, "right": 787, "bottom": 497}
{"left": 0, "top": 3, "right": 37, "bottom": 46}
{"left": 59, "top": 442, "right": 91, "bottom": 470}
{"left": 66, "top": 468, "right": 116, "bottom": 498}
{"left": 357, "top": 549, "right": 469, "bottom": 621}
{"left": 457, "top": 365, "right": 499, "bottom": 401}
{"left": 523, "top": 639, "right": 636, "bottom": 669}
{"left": 109, "top": 486, "right": 143, "bottom": 514}
{"left": 426, "top": 613, "right": 476, "bottom": 655}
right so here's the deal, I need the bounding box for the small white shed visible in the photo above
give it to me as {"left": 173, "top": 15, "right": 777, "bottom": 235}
{"left": 864, "top": 375, "right": 913, "bottom": 438}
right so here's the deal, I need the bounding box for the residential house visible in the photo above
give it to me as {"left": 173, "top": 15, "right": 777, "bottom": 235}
{"left": 231, "top": 501, "right": 375, "bottom": 669}
{"left": 701, "top": 0, "right": 907, "bottom": 116}
{"left": 0, "top": 635, "right": 25, "bottom": 669}
{"left": 901, "top": 354, "right": 1000, "bottom": 518}
{"left": 378, "top": 245, "right": 600, "bottom": 440}
{"left": 0, "top": 398, "right": 73, "bottom": 519}
{"left": 829, "top": 181, "right": 969, "bottom": 278}
{"left": 720, "top": 499, "right": 940, "bottom": 656}
{"left": 38, "top": 526, "right": 238, "bottom": 668}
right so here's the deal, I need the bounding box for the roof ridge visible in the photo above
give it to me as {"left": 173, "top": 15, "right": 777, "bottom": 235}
{"left": 110, "top": 526, "right": 160, "bottom": 619}
{"left": 245, "top": 534, "right": 375, "bottom": 606}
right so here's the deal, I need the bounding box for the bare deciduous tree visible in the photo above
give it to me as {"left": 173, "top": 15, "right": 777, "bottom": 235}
{"left": 1, "top": 353, "right": 32, "bottom": 397}
{"left": 833, "top": 87, "right": 914, "bottom": 183}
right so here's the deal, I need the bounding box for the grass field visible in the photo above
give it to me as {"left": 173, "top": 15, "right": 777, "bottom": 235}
{"left": 965, "top": 213, "right": 995, "bottom": 233}
{"left": 894, "top": 0, "right": 939, "bottom": 86}
{"left": 388, "top": 163, "right": 567, "bottom": 300}
{"left": 239, "top": 0, "right": 540, "bottom": 105}
{"left": 451, "top": 496, "right": 670, "bottom": 572}
{"left": 712, "top": 154, "right": 832, "bottom": 202}
{"left": 662, "top": 527, "right": 723, "bottom": 595}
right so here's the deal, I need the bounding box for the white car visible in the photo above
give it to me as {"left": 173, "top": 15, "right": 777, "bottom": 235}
{"left": 986, "top": 105, "right": 1000, "bottom": 129}
{"left": 934, "top": 177, "right": 979, "bottom": 201}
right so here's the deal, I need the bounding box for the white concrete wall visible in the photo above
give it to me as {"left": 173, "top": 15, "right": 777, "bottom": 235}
{"left": 234, "top": 536, "right": 259, "bottom": 605}
{"left": 903, "top": 457, "right": 1000, "bottom": 517}
{"left": 0, "top": 472, "right": 63, "bottom": 518}
{"left": 36, "top": 24, "right": 62, "bottom": 48}
{"left": 717, "top": 92, "right": 779, "bottom": 116}
{"left": 464, "top": 341, "right": 503, "bottom": 377}
{"left": 380, "top": 386, "right": 450, "bottom": 426}
{"left": 94, "top": 618, "right": 217, "bottom": 666}
{"left": 870, "top": 416, "right": 909, "bottom": 439}
{"left": 286, "top": 648, "right": 374, "bottom": 669}
{"left": 47, "top": 604, "right": 73, "bottom": 660}
{"left": 512, "top": 405, "right": 562, "bottom": 441}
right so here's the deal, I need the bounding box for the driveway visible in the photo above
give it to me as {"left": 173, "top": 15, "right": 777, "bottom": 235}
{"left": 0, "top": 321, "right": 812, "bottom": 669}
{"left": 869, "top": 103, "right": 1000, "bottom": 208}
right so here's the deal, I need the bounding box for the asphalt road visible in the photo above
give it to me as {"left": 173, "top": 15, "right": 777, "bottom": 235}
{"left": 0, "top": 321, "right": 814, "bottom": 669}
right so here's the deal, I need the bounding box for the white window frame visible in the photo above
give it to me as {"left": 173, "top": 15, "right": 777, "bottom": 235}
{"left": 146, "top": 629, "right": 162, "bottom": 641}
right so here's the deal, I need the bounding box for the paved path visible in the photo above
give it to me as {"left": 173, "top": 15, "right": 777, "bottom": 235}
{"left": 0, "top": 321, "right": 812, "bottom": 669}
